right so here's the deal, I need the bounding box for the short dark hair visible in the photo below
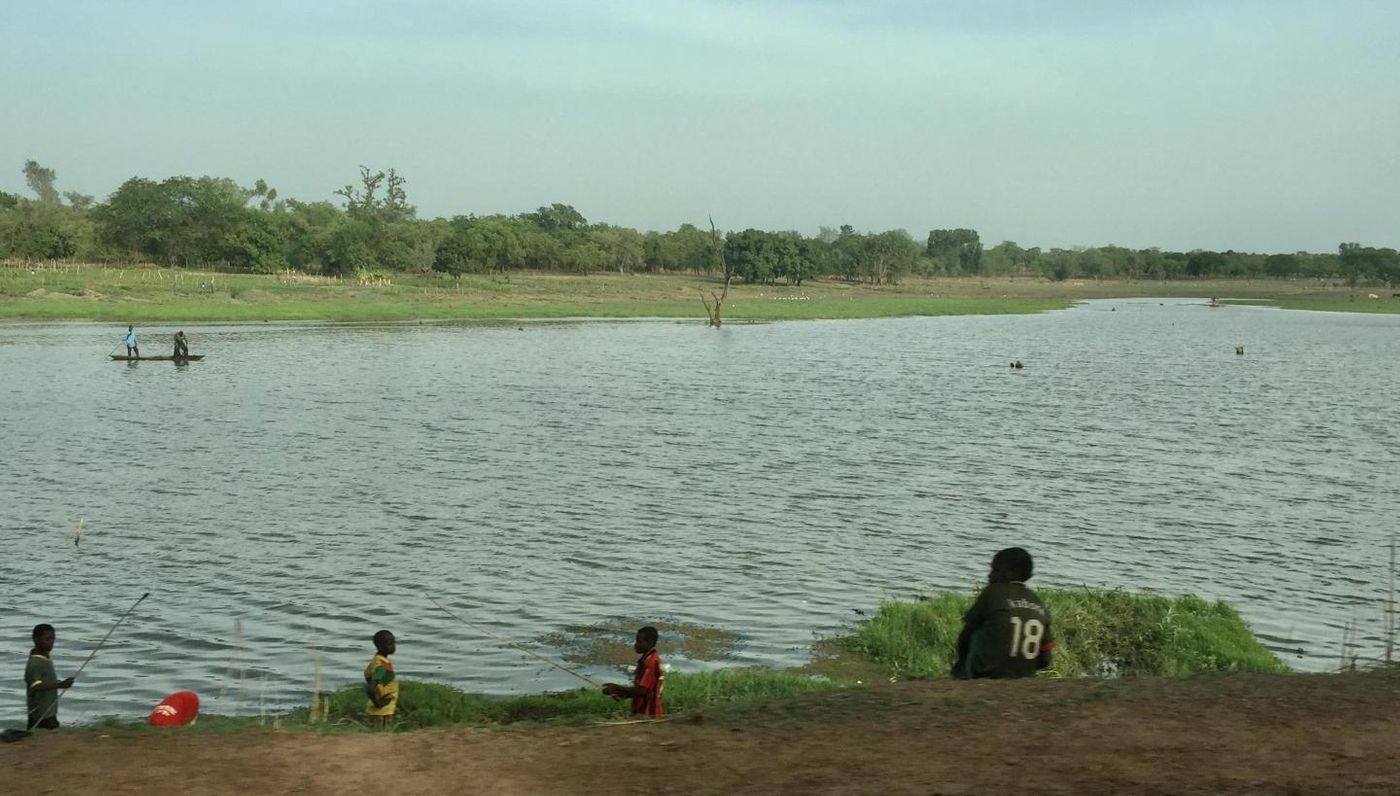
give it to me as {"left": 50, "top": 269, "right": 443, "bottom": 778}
{"left": 32, "top": 624, "right": 54, "bottom": 643}
{"left": 637, "top": 626, "right": 659, "bottom": 644}
{"left": 372, "top": 629, "right": 394, "bottom": 649}
{"left": 991, "top": 547, "right": 1034, "bottom": 582}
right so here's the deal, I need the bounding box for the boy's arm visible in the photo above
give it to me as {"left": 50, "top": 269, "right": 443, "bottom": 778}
{"left": 365, "top": 668, "right": 395, "bottom": 708}
{"left": 26, "top": 660, "right": 74, "bottom": 692}
{"left": 951, "top": 589, "right": 991, "bottom": 677}
{"left": 604, "top": 658, "right": 658, "bottom": 700}
{"left": 951, "top": 623, "right": 974, "bottom": 677}
{"left": 602, "top": 683, "right": 644, "bottom": 699}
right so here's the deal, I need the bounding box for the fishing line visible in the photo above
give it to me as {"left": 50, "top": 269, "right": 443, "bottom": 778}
{"left": 427, "top": 595, "right": 605, "bottom": 688}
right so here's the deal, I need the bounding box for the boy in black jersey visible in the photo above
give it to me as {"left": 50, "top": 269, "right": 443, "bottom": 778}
{"left": 952, "top": 547, "right": 1055, "bottom": 679}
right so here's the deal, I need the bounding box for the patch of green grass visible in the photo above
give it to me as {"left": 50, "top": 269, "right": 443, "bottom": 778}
{"left": 289, "top": 669, "right": 842, "bottom": 731}
{"left": 664, "top": 668, "right": 842, "bottom": 710}
{"left": 851, "top": 589, "right": 1288, "bottom": 679}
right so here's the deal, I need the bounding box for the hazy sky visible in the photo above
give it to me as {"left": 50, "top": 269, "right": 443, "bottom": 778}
{"left": 3, "top": 1, "right": 1397, "bottom": 251}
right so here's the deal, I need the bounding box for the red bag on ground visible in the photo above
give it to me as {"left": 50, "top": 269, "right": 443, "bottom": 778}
{"left": 147, "top": 691, "right": 200, "bottom": 727}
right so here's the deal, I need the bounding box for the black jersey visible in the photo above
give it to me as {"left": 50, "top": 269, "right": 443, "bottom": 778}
{"left": 960, "top": 581, "right": 1055, "bottom": 679}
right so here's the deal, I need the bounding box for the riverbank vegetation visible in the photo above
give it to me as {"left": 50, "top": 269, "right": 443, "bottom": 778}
{"left": 77, "top": 588, "right": 1292, "bottom": 734}
{"left": 3, "top": 264, "right": 1396, "bottom": 323}
{"left": 849, "top": 590, "right": 1288, "bottom": 680}
{"left": 2, "top": 159, "right": 1397, "bottom": 296}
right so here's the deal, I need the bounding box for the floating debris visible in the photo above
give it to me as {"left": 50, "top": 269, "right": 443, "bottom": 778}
{"left": 539, "top": 619, "right": 740, "bottom": 665}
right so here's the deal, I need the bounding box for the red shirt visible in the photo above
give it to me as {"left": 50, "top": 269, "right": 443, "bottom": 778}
{"left": 631, "top": 650, "right": 665, "bottom": 717}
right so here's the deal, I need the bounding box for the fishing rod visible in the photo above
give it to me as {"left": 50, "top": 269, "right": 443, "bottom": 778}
{"left": 71, "top": 592, "right": 150, "bottom": 681}
{"left": 29, "top": 592, "right": 150, "bottom": 723}
{"left": 427, "top": 595, "right": 605, "bottom": 688}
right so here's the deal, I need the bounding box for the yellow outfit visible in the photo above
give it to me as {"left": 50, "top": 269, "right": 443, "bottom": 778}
{"left": 364, "top": 654, "right": 399, "bottom": 717}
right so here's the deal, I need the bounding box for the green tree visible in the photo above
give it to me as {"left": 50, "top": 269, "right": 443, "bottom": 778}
{"left": 23, "top": 160, "right": 59, "bottom": 204}
{"left": 0, "top": 202, "right": 94, "bottom": 260}
{"left": 771, "top": 232, "right": 813, "bottom": 285}
{"left": 591, "top": 225, "right": 645, "bottom": 274}
{"left": 94, "top": 175, "right": 284, "bottom": 269}
{"left": 335, "top": 166, "right": 414, "bottom": 224}
{"left": 832, "top": 225, "right": 864, "bottom": 282}
{"left": 282, "top": 200, "right": 342, "bottom": 271}
{"left": 561, "top": 235, "right": 606, "bottom": 274}
{"left": 926, "top": 228, "right": 981, "bottom": 274}
{"left": 324, "top": 216, "right": 377, "bottom": 275}
{"left": 1185, "top": 250, "right": 1226, "bottom": 278}
{"left": 643, "top": 224, "right": 716, "bottom": 274}
{"left": 432, "top": 215, "right": 525, "bottom": 275}
{"left": 524, "top": 203, "right": 587, "bottom": 232}
{"left": 1339, "top": 243, "right": 1400, "bottom": 287}
{"left": 62, "top": 191, "right": 94, "bottom": 210}
{"left": 725, "top": 229, "right": 778, "bottom": 284}
{"left": 862, "top": 230, "right": 920, "bottom": 284}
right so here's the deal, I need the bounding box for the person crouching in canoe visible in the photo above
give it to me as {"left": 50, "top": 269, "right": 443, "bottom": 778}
{"left": 123, "top": 326, "right": 139, "bottom": 358}
{"left": 173, "top": 331, "right": 189, "bottom": 359}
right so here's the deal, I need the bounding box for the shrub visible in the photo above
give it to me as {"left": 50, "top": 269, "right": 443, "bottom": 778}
{"left": 851, "top": 588, "right": 1287, "bottom": 679}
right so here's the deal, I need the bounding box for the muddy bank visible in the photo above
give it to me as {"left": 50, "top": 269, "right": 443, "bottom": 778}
{"left": 3, "top": 670, "right": 1397, "bottom": 795}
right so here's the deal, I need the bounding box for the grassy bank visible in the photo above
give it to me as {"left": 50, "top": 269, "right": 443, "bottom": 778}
{"left": 44, "top": 669, "right": 1400, "bottom": 796}
{"left": 3, "top": 263, "right": 1396, "bottom": 322}
{"left": 70, "top": 588, "right": 1288, "bottom": 735}
{"left": 849, "top": 589, "right": 1288, "bottom": 679}
{"left": 297, "top": 668, "right": 843, "bottom": 729}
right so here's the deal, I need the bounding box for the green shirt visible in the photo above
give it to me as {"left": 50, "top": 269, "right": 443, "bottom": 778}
{"left": 25, "top": 652, "right": 59, "bottom": 728}
{"left": 963, "top": 582, "right": 1055, "bottom": 679}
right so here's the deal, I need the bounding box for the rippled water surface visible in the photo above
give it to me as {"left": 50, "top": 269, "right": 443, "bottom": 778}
{"left": 3, "top": 299, "right": 1397, "bottom": 721}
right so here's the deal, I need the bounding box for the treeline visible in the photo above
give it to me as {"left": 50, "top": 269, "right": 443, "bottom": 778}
{"left": 2, "top": 160, "right": 1397, "bottom": 287}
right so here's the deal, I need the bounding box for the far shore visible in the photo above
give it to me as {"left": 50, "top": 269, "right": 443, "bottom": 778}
{"left": 2, "top": 263, "right": 1397, "bottom": 323}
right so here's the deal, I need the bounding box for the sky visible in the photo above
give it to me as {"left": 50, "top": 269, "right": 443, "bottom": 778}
{"left": 2, "top": 0, "right": 1397, "bottom": 252}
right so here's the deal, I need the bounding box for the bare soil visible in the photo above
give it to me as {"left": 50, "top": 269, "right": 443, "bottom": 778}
{"left": 4, "top": 671, "right": 1397, "bottom": 795}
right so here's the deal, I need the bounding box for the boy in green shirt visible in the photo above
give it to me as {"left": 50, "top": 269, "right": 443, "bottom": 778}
{"left": 951, "top": 547, "right": 1056, "bottom": 679}
{"left": 25, "top": 624, "right": 75, "bottom": 730}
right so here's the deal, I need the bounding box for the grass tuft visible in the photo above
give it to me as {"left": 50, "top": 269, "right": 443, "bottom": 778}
{"left": 851, "top": 588, "right": 1288, "bottom": 679}
{"left": 295, "top": 669, "right": 843, "bottom": 730}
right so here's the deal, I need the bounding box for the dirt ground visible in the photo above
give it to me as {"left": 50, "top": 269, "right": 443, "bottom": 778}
{"left": 4, "top": 671, "right": 1397, "bottom": 795}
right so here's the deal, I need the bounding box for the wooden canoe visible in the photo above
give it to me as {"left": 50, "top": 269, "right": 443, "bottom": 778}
{"left": 110, "top": 354, "right": 204, "bottom": 361}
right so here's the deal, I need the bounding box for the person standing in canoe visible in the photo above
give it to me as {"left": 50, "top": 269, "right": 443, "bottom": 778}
{"left": 123, "top": 326, "right": 139, "bottom": 359}
{"left": 172, "top": 331, "right": 189, "bottom": 359}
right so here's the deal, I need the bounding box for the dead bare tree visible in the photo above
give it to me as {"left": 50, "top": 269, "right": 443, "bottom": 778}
{"left": 700, "top": 215, "right": 732, "bottom": 327}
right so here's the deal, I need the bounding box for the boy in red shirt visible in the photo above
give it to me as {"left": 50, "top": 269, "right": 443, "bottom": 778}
{"left": 602, "top": 626, "right": 664, "bottom": 717}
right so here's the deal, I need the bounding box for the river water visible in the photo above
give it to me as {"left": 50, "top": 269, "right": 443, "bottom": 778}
{"left": 2, "top": 299, "right": 1397, "bottom": 721}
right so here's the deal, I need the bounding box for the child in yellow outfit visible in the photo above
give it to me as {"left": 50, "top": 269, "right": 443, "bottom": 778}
{"left": 364, "top": 630, "right": 399, "bottom": 729}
